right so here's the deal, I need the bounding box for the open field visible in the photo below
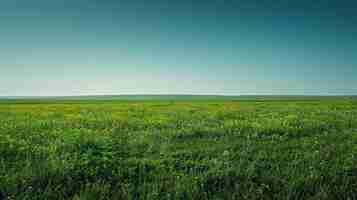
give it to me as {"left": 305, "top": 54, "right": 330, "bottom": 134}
{"left": 1, "top": 96, "right": 357, "bottom": 199}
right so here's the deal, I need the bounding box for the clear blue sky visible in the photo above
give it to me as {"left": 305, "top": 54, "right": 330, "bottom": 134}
{"left": 1, "top": 0, "right": 356, "bottom": 96}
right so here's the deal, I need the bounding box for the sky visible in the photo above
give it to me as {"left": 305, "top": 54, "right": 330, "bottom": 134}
{"left": 1, "top": 0, "right": 356, "bottom": 96}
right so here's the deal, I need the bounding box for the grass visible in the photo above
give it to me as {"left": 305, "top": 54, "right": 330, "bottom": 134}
{"left": 1, "top": 97, "right": 357, "bottom": 199}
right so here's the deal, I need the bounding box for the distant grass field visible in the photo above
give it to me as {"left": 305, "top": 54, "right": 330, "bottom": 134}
{"left": 1, "top": 96, "right": 357, "bottom": 199}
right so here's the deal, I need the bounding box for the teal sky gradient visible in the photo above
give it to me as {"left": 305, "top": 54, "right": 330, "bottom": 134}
{"left": 1, "top": 0, "right": 357, "bottom": 96}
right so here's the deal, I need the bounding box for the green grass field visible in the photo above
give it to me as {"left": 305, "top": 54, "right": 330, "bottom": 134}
{"left": 1, "top": 96, "right": 357, "bottom": 199}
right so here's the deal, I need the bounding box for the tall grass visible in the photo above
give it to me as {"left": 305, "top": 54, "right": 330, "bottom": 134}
{"left": 0, "top": 99, "right": 357, "bottom": 199}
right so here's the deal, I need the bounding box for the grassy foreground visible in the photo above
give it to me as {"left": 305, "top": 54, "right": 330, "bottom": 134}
{"left": 1, "top": 97, "right": 357, "bottom": 199}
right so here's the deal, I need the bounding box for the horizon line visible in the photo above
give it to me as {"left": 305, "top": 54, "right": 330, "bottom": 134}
{"left": 1, "top": 93, "right": 357, "bottom": 98}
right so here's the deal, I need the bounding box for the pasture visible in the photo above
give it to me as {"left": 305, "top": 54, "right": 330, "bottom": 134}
{"left": 1, "top": 97, "right": 357, "bottom": 199}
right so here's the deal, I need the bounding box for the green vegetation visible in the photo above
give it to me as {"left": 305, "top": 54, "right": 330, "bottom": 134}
{"left": 1, "top": 97, "right": 357, "bottom": 199}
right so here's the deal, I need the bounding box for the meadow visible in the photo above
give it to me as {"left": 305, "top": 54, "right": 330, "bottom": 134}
{"left": 1, "top": 96, "right": 357, "bottom": 199}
